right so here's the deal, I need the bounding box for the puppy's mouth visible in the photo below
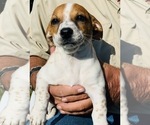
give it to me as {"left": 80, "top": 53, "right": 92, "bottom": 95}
{"left": 54, "top": 27, "right": 85, "bottom": 53}
{"left": 59, "top": 37, "right": 85, "bottom": 54}
{"left": 61, "top": 41, "right": 77, "bottom": 46}
{"left": 61, "top": 41, "right": 79, "bottom": 49}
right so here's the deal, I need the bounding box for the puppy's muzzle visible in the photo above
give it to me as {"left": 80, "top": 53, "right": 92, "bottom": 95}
{"left": 59, "top": 27, "right": 81, "bottom": 53}
{"left": 60, "top": 27, "right": 73, "bottom": 40}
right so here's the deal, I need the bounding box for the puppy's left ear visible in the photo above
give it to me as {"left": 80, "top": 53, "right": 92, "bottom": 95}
{"left": 91, "top": 15, "right": 103, "bottom": 40}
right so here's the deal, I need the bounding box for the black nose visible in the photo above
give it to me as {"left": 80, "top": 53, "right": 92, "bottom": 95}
{"left": 60, "top": 28, "right": 73, "bottom": 39}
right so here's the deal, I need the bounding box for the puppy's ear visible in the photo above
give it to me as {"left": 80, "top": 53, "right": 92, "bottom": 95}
{"left": 46, "top": 25, "right": 55, "bottom": 47}
{"left": 91, "top": 15, "right": 103, "bottom": 40}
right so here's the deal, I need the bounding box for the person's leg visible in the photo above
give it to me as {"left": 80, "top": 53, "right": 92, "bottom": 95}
{"left": 46, "top": 112, "right": 120, "bottom": 125}
{"left": 46, "top": 112, "right": 93, "bottom": 125}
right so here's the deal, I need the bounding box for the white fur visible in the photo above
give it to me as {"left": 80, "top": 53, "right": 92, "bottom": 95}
{"left": 63, "top": 3, "right": 73, "bottom": 21}
{"left": 29, "top": 3, "right": 108, "bottom": 125}
{"left": 0, "top": 91, "right": 9, "bottom": 113}
{"left": 121, "top": 73, "right": 131, "bottom": 125}
{"left": 0, "top": 62, "right": 30, "bottom": 125}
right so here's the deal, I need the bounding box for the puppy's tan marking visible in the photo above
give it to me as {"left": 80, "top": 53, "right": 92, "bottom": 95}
{"left": 70, "top": 4, "right": 93, "bottom": 39}
{"left": 46, "top": 4, "right": 66, "bottom": 47}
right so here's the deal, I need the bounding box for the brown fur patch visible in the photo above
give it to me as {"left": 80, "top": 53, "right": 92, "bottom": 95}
{"left": 70, "top": 4, "right": 93, "bottom": 39}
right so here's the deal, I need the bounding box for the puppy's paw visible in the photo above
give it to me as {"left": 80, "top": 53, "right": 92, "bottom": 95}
{"left": 93, "top": 119, "right": 108, "bottom": 125}
{"left": 0, "top": 107, "right": 28, "bottom": 125}
{"left": 28, "top": 109, "right": 46, "bottom": 125}
{"left": 121, "top": 119, "right": 131, "bottom": 125}
{"left": 94, "top": 122, "right": 108, "bottom": 125}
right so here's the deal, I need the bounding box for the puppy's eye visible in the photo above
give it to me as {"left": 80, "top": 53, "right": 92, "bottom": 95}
{"left": 51, "top": 18, "right": 60, "bottom": 25}
{"left": 76, "top": 15, "right": 87, "bottom": 22}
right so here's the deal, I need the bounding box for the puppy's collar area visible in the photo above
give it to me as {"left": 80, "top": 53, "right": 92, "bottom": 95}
{"left": 62, "top": 39, "right": 85, "bottom": 55}
{"left": 69, "top": 41, "right": 94, "bottom": 60}
{"left": 58, "top": 36, "right": 85, "bottom": 54}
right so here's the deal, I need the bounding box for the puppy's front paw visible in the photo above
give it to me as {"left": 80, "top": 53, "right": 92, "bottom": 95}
{"left": 0, "top": 107, "right": 28, "bottom": 125}
{"left": 93, "top": 118, "right": 108, "bottom": 125}
{"left": 28, "top": 109, "right": 46, "bottom": 125}
{"left": 93, "top": 122, "right": 108, "bottom": 125}
{"left": 121, "top": 119, "right": 131, "bottom": 125}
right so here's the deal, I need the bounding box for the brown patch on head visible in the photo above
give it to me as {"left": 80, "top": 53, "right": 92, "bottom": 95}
{"left": 70, "top": 4, "right": 93, "bottom": 39}
{"left": 90, "top": 14, "right": 103, "bottom": 40}
{"left": 70, "top": 3, "right": 103, "bottom": 40}
{"left": 46, "top": 4, "right": 66, "bottom": 47}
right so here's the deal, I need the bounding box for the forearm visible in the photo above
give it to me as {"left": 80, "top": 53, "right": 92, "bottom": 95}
{"left": 122, "top": 63, "right": 150, "bottom": 104}
{"left": 102, "top": 62, "right": 120, "bottom": 105}
{"left": 30, "top": 56, "right": 47, "bottom": 89}
{"left": 0, "top": 56, "right": 27, "bottom": 90}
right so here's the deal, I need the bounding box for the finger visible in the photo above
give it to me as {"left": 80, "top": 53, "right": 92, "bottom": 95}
{"left": 53, "top": 96, "right": 62, "bottom": 104}
{"left": 54, "top": 93, "right": 89, "bottom": 104}
{"left": 61, "top": 93, "right": 89, "bottom": 103}
{"left": 49, "top": 85, "right": 85, "bottom": 97}
{"left": 56, "top": 98, "right": 93, "bottom": 112}
{"left": 60, "top": 108, "right": 93, "bottom": 115}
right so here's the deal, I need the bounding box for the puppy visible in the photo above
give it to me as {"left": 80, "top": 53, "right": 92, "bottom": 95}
{"left": 29, "top": 3, "right": 108, "bottom": 125}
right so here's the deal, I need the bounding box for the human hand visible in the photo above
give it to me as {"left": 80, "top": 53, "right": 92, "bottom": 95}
{"left": 49, "top": 85, "right": 93, "bottom": 115}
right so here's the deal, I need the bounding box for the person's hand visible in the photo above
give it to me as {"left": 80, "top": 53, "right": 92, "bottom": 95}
{"left": 49, "top": 84, "right": 93, "bottom": 115}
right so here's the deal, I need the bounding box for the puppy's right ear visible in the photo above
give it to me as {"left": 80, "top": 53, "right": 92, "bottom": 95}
{"left": 90, "top": 14, "right": 103, "bottom": 40}
{"left": 46, "top": 25, "right": 55, "bottom": 47}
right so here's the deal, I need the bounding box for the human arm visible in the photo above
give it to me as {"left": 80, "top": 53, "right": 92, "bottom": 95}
{"left": 122, "top": 63, "right": 150, "bottom": 104}
{"left": 30, "top": 56, "right": 47, "bottom": 89}
{"left": 0, "top": 56, "right": 27, "bottom": 90}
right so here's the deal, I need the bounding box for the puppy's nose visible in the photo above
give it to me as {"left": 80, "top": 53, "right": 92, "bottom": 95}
{"left": 60, "top": 28, "right": 73, "bottom": 39}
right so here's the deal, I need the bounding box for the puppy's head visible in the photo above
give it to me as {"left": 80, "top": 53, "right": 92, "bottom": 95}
{"left": 46, "top": 3, "right": 103, "bottom": 54}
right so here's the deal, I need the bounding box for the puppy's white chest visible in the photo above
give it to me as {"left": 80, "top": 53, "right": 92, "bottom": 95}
{"left": 39, "top": 52, "right": 82, "bottom": 85}
{"left": 38, "top": 48, "right": 100, "bottom": 86}
{"left": 53, "top": 56, "right": 80, "bottom": 85}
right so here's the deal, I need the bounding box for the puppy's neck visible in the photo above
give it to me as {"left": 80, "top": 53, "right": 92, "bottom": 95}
{"left": 55, "top": 42, "right": 95, "bottom": 60}
{"left": 73, "top": 42, "right": 95, "bottom": 59}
